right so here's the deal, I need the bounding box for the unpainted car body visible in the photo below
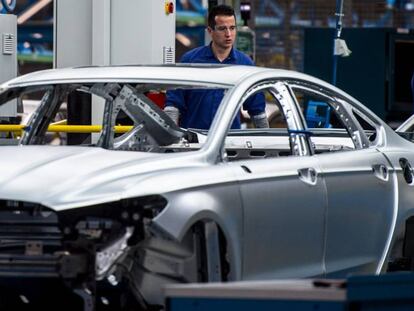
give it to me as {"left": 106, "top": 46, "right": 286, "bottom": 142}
{"left": 0, "top": 65, "right": 414, "bottom": 310}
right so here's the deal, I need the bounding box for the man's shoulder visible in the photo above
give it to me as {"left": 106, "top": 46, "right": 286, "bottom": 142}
{"left": 232, "top": 48, "right": 255, "bottom": 65}
{"left": 180, "top": 46, "right": 210, "bottom": 63}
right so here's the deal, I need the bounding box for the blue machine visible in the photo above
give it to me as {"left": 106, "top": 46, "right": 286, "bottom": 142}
{"left": 166, "top": 273, "right": 414, "bottom": 311}
{"left": 0, "top": 0, "right": 16, "bottom": 13}
{"left": 305, "top": 100, "right": 331, "bottom": 128}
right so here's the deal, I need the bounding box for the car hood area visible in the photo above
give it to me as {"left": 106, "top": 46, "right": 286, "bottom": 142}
{"left": 0, "top": 146, "right": 198, "bottom": 210}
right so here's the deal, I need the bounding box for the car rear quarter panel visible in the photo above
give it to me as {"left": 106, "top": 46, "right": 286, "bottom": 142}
{"left": 377, "top": 138, "right": 414, "bottom": 269}
{"left": 380, "top": 149, "right": 414, "bottom": 222}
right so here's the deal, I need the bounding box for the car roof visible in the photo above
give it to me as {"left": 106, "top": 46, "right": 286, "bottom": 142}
{"left": 0, "top": 63, "right": 388, "bottom": 136}
{"left": 0, "top": 64, "right": 308, "bottom": 89}
{"left": 1, "top": 64, "right": 262, "bottom": 88}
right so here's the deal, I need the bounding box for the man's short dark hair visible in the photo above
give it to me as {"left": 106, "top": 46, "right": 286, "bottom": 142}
{"left": 208, "top": 5, "right": 236, "bottom": 29}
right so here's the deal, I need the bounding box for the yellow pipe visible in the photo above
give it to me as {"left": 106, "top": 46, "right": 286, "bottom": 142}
{"left": 50, "top": 119, "right": 68, "bottom": 126}
{"left": 47, "top": 125, "right": 134, "bottom": 133}
{"left": 0, "top": 125, "right": 24, "bottom": 137}
{"left": 0, "top": 125, "right": 25, "bottom": 131}
{"left": 0, "top": 124, "right": 133, "bottom": 134}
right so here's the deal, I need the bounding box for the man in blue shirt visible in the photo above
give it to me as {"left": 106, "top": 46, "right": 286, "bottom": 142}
{"left": 164, "top": 4, "right": 268, "bottom": 130}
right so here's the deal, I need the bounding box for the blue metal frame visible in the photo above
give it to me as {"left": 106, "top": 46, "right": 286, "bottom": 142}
{"left": 1, "top": 0, "right": 16, "bottom": 13}
{"left": 305, "top": 101, "right": 331, "bottom": 128}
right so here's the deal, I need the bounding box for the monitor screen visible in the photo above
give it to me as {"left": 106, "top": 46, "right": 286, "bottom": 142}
{"left": 391, "top": 37, "right": 414, "bottom": 112}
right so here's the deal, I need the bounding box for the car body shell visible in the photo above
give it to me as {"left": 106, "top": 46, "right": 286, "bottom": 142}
{"left": 1, "top": 64, "right": 414, "bottom": 309}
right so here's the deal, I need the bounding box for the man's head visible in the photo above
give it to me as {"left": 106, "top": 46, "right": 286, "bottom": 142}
{"left": 207, "top": 5, "right": 237, "bottom": 51}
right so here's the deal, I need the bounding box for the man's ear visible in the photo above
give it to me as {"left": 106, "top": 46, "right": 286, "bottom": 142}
{"left": 207, "top": 27, "right": 213, "bottom": 35}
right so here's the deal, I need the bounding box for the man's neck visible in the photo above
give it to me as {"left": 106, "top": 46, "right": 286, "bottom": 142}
{"left": 211, "top": 43, "right": 232, "bottom": 62}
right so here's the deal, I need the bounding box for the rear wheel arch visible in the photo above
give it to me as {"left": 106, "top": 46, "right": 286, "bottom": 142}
{"left": 387, "top": 216, "right": 414, "bottom": 271}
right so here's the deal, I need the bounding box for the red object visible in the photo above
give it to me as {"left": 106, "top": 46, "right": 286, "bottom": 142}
{"left": 168, "top": 2, "right": 174, "bottom": 14}
{"left": 146, "top": 92, "right": 166, "bottom": 109}
{"left": 165, "top": 1, "right": 174, "bottom": 14}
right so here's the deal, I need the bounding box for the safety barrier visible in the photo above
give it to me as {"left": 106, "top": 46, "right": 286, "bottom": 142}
{"left": 0, "top": 124, "right": 133, "bottom": 136}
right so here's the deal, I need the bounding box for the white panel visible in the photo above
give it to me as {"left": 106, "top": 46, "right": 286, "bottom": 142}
{"left": 2, "top": 33, "right": 14, "bottom": 55}
{"left": 54, "top": 0, "right": 176, "bottom": 126}
{"left": 55, "top": 0, "right": 176, "bottom": 66}
{"left": 110, "top": 0, "right": 151, "bottom": 65}
{"left": 92, "top": 0, "right": 111, "bottom": 66}
{"left": 150, "top": 0, "right": 176, "bottom": 64}
{"left": 54, "top": 0, "right": 92, "bottom": 68}
{"left": 163, "top": 46, "right": 174, "bottom": 64}
{"left": 0, "top": 14, "right": 17, "bottom": 116}
{"left": 110, "top": 0, "right": 175, "bottom": 65}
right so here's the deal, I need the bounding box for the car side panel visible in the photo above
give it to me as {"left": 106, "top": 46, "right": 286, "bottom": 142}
{"left": 376, "top": 149, "right": 414, "bottom": 269}
{"left": 316, "top": 148, "right": 396, "bottom": 276}
{"left": 233, "top": 156, "right": 327, "bottom": 280}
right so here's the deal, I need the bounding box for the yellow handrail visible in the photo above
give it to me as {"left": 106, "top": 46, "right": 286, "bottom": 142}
{"left": 50, "top": 119, "right": 68, "bottom": 126}
{"left": 0, "top": 124, "right": 133, "bottom": 136}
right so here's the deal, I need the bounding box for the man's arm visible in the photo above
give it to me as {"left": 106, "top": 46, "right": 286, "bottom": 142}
{"left": 244, "top": 92, "right": 269, "bottom": 128}
{"left": 251, "top": 112, "right": 269, "bottom": 128}
{"left": 163, "top": 51, "right": 195, "bottom": 125}
{"left": 235, "top": 51, "right": 269, "bottom": 128}
{"left": 164, "top": 89, "right": 184, "bottom": 125}
{"left": 164, "top": 105, "right": 180, "bottom": 125}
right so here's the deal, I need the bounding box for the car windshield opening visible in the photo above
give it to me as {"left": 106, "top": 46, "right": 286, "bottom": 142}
{"left": 0, "top": 82, "right": 232, "bottom": 154}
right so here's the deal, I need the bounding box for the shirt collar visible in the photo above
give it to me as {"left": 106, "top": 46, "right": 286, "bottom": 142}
{"left": 205, "top": 43, "right": 216, "bottom": 60}
{"left": 228, "top": 47, "right": 237, "bottom": 61}
{"left": 206, "top": 43, "right": 237, "bottom": 62}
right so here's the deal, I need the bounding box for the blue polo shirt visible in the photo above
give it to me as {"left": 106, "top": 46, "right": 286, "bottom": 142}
{"left": 165, "top": 45, "right": 265, "bottom": 129}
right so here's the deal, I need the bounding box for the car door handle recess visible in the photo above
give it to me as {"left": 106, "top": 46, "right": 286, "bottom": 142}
{"left": 298, "top": 168, "right": 317, "bottom": 186}
{"left": 372, "top": 164, "right": 389, "bottom": 181}
{"left": 241, "top": 165, "right": 252, "bottom": 173}
{"left": 399, "top": 158, "right": 414, "bottom": 184}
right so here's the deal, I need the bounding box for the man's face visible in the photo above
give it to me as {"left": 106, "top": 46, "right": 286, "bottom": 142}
{"left": 208, "top": 15, "right": 236, "bottom": 50}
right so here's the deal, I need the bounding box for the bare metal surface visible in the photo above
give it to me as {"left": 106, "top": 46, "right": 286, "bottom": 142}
{"left": 0, "top": 64, "right": 413, "bottom": 309}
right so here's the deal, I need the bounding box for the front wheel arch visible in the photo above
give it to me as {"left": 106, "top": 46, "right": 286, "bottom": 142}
{"left": 187, "top": 220, "right": 231, "bottom": 282}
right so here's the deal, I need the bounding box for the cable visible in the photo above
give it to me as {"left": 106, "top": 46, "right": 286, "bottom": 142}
{"left": 332, "top": 0, "right": 344, "bottom": 86}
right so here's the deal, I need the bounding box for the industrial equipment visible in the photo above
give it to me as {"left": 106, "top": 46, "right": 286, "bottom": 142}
{"left": 304, "top": 27, "right": 414, "bottom": 124}
{"left": 53, "top": 0, "right": 176, "bottom": 144}
{"left": 165, "top": 273, "right": 414, "bottom": 311}
{"left": 54, "top": 0, "right": 176, "bottom": 67}
{"left": 0, "top": 7, "right": 17, "bottom": 119}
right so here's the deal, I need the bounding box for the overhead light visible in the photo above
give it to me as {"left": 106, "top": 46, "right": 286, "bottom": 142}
{"left": 176, "top": 33, "right": 192, "bottom": 47}
{"left": 17, "top": 0, "right": 52, "bottom": 25}
{"left": 32, "top": 33, "right": 43, "bottom": 39}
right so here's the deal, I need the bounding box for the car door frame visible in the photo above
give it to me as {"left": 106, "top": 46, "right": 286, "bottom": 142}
{"left": 222, "top": 79, "right": 329, "bottom": 279}
{"left": 286, "top": 80, "right": 397, "bottom": 276}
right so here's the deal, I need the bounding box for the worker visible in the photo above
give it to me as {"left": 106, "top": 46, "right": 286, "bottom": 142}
{"left": 164, "top": 4, "right": 268, "bottom": 130}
